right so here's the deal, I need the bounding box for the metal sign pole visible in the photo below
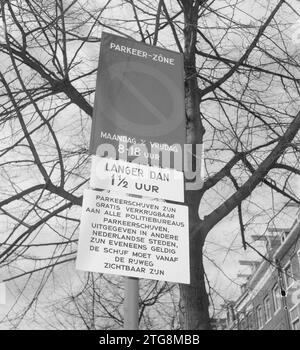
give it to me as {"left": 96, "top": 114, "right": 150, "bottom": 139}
{"left": 124, "top": 277, "right": 139, "bottom": 329}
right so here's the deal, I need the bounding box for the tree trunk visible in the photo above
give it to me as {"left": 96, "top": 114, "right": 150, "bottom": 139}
{"left": 179, "top": 0, "right": 211, "bottom": 330}
{"left": 179, "top": 229, "right": 210, "bottom": 329}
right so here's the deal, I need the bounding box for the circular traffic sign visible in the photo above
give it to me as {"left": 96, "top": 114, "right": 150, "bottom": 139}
{"left": 101, "top": 61, "right": 184, "bottom": 137}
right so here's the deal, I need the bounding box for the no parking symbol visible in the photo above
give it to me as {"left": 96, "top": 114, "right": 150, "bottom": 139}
{"left": 105, "top": 61, "right": 184, "bottom": 137}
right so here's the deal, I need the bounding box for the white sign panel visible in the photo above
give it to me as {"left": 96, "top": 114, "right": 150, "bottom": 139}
{"left": 90, "top": 156, "right": 184, "bottom": 202}
{"left": 76, "top": 189, "right": 190, "bottom": 284}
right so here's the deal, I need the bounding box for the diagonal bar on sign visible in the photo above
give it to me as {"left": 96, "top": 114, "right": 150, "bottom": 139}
{"left": 120, "top": 76, "right": 167, "bottom": 124}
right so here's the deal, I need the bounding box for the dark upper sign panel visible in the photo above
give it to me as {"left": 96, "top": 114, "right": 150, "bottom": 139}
{"left": 89, "top": 32, "right": 185, "bottom": 160}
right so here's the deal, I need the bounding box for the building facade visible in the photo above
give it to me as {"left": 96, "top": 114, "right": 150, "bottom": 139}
{"left": 226, "top": 214, "right": 300, "bottom": 330}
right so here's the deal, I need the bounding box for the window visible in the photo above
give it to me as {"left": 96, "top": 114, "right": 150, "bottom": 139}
{"left": 256, "top": 305, "right": 264, "bottom": 329}
{"left": 272, "top": 284, "right": 281, "bottom": 312}
{"left": 284, "top": 262, "right": 294, "bottom": 288}
{"left": 290, "top": 305, "right": 300, "bottom": 330}
{"left": 226, "top": 309, "right": 230, "bottom": 326}
{"left": 292, "top": 319, "right": 300, "bottom": 330}
{"left": 226, "top": 304, "right": 236, "bottom": 325}
{"left": 247, "top": 312, "right": 254, "bottom": 330}
{"left": 264, "top": 296, "right": 272, "bottom": 321}
{"left": 280, "top": 231, "right": 289, "bottom": 244}
{"left": 240, "top": 317, "right": 246, "bottom": 330}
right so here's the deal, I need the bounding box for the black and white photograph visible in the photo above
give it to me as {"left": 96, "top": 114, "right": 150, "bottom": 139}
{"left": 0, "top": 0, "right": 299, "bottom": 338}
